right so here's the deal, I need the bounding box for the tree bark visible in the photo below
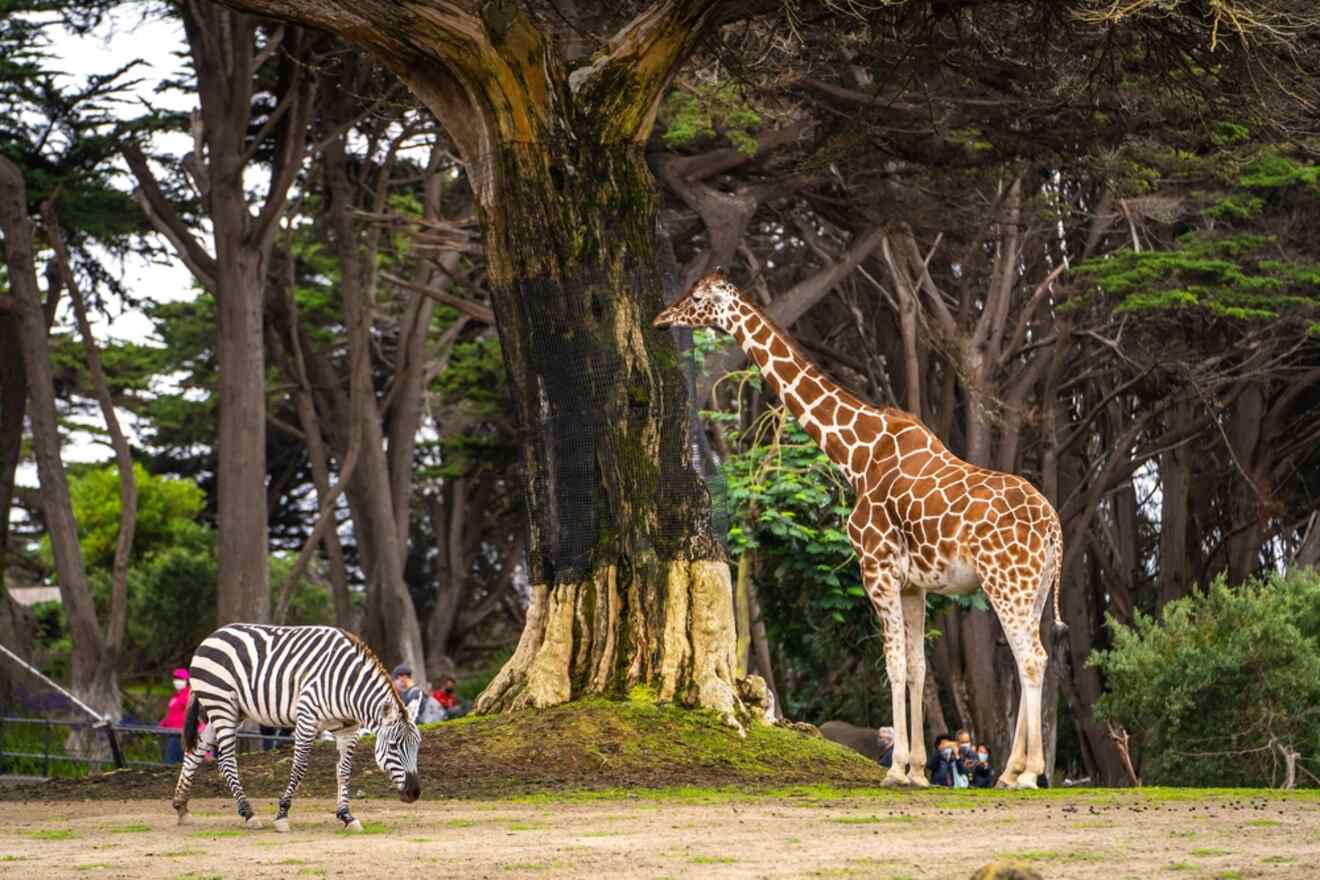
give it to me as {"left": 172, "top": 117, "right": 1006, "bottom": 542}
{"left": 1158, "top": 400, "right": 1196, "bottom": 608}
{"left": 43, "top": 201, "right": 138, "bottom": 670}
{"left": 0, "top": 156, "right": 119, "bottom": 720}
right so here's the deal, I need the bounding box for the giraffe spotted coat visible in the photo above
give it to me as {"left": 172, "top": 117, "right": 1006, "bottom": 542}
{"left": 655, "top": 272, "right": 1065, "bottom": 789}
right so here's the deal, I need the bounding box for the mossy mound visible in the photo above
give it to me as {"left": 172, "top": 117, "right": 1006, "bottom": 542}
{"left": 3, "top": 697, "right": 889, "bottom": 801}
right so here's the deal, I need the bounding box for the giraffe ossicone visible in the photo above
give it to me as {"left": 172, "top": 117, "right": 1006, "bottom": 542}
{"left": 655, "top": 272, "right": 1068, "bottom": 789}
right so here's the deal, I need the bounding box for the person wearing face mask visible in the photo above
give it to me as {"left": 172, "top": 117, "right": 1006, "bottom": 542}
{"left": 971, "top": 744, "right": 996, "bottom": 788}
{"left": 160, "top": 667, "right": 193, "bottom": 764}
{"left": 926, "top": 734, "right": 960, "bottom": 787}
{"left": 431, "top": 675, "right": 467, "bottom": 719}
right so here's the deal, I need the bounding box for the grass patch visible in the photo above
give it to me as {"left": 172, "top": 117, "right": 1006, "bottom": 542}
{"left": 188, "top": 830, "right": 243, "bottom": 839}
{"left": 1070, "top": 820, "right": 1116, "bottom": 829}
{"left": 1261, "top": 855, "right": 1295, "bottom": 864}
{"left": 996, "top": 851, "right": 1059, "bottom": 862}
{"left": 159, "top": 849, "right": 204, "bottom": 858}
{"left": 1167, "top": 863, "right": 1197, "bottom": 872}
{"left": 444, "top": 818, "right": 482, "bottom": 828}
{"left": 500, "top": 863, "right": 555, "bottom": 872}
{"left": 690, "top": 855, "right": 736, "bottom": 864}
{"left": 507, "top": 821, "right": 542, "bottom": 831}
{"left": 107, "top": 823, "right": 152, "bottom": 833}
{"left": 1190, "top": 848, "right": 1231, "bottom": 857}
{"left": 27, "top": 829, "right": 74, "bottom": 840}
{"left": 0, "top": 856, "right": 30, "bottom": 862}
{"left": 829, "top": 815, "right": 916, "bottom": 825}
{"left": 75, "top": 866, "right": 110, "bottom": 873}
{"left": 174, "top": 874, "right": 224, "bottom": 880}
{"left": 1245, "top": 818, "right": 1281, "bottom": 827}
{"left": 1214, "top": 872, "right": 1243, "bottom": 880}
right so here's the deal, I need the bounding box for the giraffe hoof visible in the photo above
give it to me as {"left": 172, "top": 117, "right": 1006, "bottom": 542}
{"left": 273, "top": 817, "right": 290, "bottom": 833}
{"left": 176, "top": 811, "right": 193, "bottom": 826}
{"left": 907, "top": 772, "right": 930, "bottom": 788}
{"left": 345, "top": 819, "right": 364, "bottom": 833}
{"left": 244, "top": 816, "right": 263, "bottom": 830}
{"left": 881, "top": 771, "right": 909, "bottom": 788}
{"left": 1012, "top": 773, "right": 1039, "bottom": 790}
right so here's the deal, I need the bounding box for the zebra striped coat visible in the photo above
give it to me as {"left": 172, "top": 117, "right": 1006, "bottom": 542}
{"left": 173, "top": 624, "right": 422, "bottom": 833}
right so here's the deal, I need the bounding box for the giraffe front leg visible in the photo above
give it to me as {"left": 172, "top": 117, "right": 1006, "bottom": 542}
{"left": 334, "top": 733, "right": 364, "bottom": 832}
{"left": 860, "top": 556, "right": 911, "bottom": 788}
{"left": 901, "top": 590, "right": 930, "bottom": 787}
{"left": 172, "top": 722, "right": 216, "bottom": 826}
{"left": 997, "top": 688, "right": 1029, "bottom": 788}
{"left": 273, "top": 718, "right": 319, "bottom": 833}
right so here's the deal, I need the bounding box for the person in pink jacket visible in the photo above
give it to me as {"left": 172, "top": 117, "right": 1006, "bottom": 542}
{"left": 160, "top": 667, "right": 196, "bottom": 764}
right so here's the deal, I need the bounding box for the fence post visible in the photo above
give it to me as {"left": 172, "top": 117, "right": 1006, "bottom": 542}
{"left": 43, "top": 718, "right": 51, "bottom": 778}
{"left": 98, "top": 722, "right": 126, "bottom": 770}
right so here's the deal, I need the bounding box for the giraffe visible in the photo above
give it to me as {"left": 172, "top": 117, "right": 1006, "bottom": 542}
{"left": 654, "top": 271, "right": 1067, "bottom": 788}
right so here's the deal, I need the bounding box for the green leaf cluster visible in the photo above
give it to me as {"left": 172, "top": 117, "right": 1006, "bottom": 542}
{"left": 1090, "top": 568, "right": 1320, "bottom": 787}
{"left": 660, "top": 82, "right": 762, "bottom": 155}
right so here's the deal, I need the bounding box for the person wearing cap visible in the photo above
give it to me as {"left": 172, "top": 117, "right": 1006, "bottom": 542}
{"left": 160, "top": 667, "right": 193, "bottom": 764}
{"left": 391, "top": 664, "right": 423, "bottom": 709}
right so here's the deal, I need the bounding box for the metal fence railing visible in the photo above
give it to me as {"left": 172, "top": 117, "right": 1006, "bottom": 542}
{"left": 0, "top": 715, "right": 295, "bottom": 778}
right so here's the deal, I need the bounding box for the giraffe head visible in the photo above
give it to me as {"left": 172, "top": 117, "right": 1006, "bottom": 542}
{"left": 653, "top": 270, "right": 742, "bottom": 331}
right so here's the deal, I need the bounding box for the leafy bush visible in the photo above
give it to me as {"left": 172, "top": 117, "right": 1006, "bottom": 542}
{"left": 1090, "top": 569, "right": 1320, "bottom": 787}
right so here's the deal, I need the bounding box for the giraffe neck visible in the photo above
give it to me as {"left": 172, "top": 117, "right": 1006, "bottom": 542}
{"left": 722, "top": 301, "right": 881, "bottom": 484}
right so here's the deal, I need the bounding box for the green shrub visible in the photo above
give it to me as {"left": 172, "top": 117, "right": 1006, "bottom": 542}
{"left": 1090, "top": 569, "right": 1320, "bottom": 787}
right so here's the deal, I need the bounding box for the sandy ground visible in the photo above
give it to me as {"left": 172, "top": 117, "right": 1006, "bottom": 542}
{"left": 2, "top": 791, "right": 1318, "bottom": 880}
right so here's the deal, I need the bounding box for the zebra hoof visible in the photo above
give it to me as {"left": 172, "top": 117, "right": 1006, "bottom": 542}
{"left": 274, "top": 817, "right": 290, "bottom": 833}
{"left": 176, "top": 811, "right": 193, "bottom": 826}
{"left": 346, "top": 819, "right": 364, "bottom": 833}
{"left": 244, "top": 815, "right": 263, "bottom": 830}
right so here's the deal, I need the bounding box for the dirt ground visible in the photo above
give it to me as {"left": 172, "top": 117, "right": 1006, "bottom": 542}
{"left": 2, "top": 789, "right": 1318, "bottom": 880}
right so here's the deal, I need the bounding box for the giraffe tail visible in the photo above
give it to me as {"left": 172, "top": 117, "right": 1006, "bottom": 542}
{"left": 1049, "top": 540, "right": 1072, "bottom": 678}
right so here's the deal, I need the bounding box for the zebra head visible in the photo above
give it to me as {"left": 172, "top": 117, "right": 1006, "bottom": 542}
{"left": 373, "top": 708, "right": 422, "bottom": 802}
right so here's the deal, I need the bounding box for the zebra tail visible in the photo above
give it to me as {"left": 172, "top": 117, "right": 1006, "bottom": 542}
{"left": 182, "top": 695, "right": 203, "bottom": 753}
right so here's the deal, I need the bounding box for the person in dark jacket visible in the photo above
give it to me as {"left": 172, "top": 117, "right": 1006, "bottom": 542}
{"left": 971, "top": 744, "right": 995, "bottom": 788}
{"left": 926, "top": 734, "right": 960, "bottom": 787}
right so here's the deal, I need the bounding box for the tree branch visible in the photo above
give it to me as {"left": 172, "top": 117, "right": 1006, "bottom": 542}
{"left": 122, "top": 143, "right": 219, "bottom": 291}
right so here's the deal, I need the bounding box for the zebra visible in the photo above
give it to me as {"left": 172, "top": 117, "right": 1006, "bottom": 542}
{"left": 172, "top": 623, "right": 422, "bottom": 832}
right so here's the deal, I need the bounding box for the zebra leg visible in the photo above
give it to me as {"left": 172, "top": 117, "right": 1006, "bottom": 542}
{"left": 334, "top": 732, "right": 363, "bottom": 832}
{"left": 172, "top": 722, "right": 216, "bottom": 826}
{"left": 273, "top": 719, "right": 320, "bottom": 833}
{"left": 212, "top": 719, "right": 261, "bottom": 828}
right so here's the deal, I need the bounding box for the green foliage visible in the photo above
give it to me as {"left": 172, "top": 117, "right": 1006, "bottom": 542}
{"left": 1077, "top": 142, "right": 1320, "bottom": 330}
{"left": 1090, "top": 569, "right": 1320, "bottom": 787}
{"left": 659, "top": 82, "right": 762, "bottom": 155}
{"left": 60, "top": 464, "right": 207, "bottom": 570}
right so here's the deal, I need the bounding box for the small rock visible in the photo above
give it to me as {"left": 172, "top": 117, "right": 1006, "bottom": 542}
{"left": 970, "top": 861, "right": 1045, "bottom": 880}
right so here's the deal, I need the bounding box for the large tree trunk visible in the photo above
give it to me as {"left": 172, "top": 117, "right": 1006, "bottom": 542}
{"left": 473, "top": 141, "right": 739, "bottom": 720}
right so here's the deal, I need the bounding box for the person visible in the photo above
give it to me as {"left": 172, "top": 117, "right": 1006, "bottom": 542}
{"left": 431, "top": 675, "right": 466, "bottom": 720}
{"left": 971, "top": 744, "right": 995, "bottom": 788}
{"left": 876, "top": 726, "right": 895, "bottom": 768}
{"left": 955, "top": 729, "right": 976, "bottom": 787}
{"left": 159, "top": 667, "right": 192, "bottom": 764}
{"left": 926, "top": 734, "right": 960, "bottom": 787}
{"left": 392, "top": 664, "right": 422, "bottom": 704}
{"left": 393, "top": 664, "right": 447, "bottom": 722}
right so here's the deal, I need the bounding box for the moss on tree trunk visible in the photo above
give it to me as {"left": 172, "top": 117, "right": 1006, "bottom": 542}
{"left": 473, "top": 142, "right": 749, "bottom": 723}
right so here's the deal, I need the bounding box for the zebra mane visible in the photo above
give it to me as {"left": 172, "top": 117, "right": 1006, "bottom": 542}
{"left": 340, "top": 629, "right": 407, "bottom": 716}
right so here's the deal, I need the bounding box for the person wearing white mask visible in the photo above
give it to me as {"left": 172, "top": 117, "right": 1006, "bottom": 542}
{"left": 160, "top": 667, "right": 193, "bottom": 764}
